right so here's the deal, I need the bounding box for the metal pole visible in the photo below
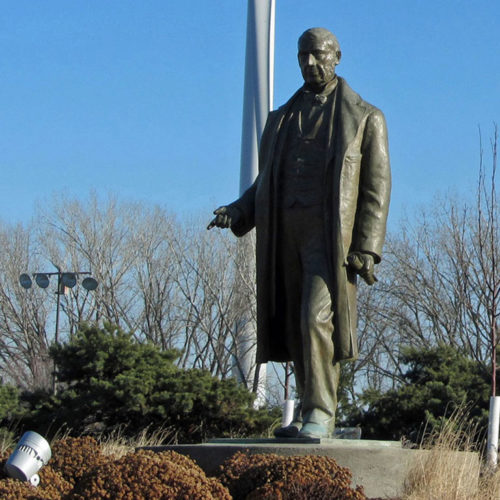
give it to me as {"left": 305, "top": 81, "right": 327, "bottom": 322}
{"left": 487, "top": 396, "right": 500, "bottom": 468}
{"left": 284, "top": 362, "right": 291, "bottom": 401}
{"left": 233, "top": 0, "right": 275, "bottom": 408}
{"left": 239, "top": 0, "right": 275, "bottom": 194}
{"left": 51, "top": 273, "right": 64, "bottom": 394}
{"left": 54, "top": 273, "right": 62, "bottom": 346}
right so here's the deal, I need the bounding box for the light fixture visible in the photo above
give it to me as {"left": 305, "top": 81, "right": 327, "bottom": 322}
{"left": 4, "top": 431, "right": 51, "bottom": 486}
{"left": 19, "top": 274, "right": 32, "bottom": 289}
{"left": 82, "top": 277, "right": 98, "bottom": 291}
{"left": 35, "top": 274, "right": 50, "bottom": 289}
{"left": 61, "top": 272, "right": 77, "bottom": 288}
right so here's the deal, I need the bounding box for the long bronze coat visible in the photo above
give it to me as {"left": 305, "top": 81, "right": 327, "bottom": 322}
{"left": 230, "top": 77, "right": 391, "bottom": 364}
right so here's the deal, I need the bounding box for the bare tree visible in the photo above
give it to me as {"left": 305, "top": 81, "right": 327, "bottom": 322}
{"left": 0, "top": 223, "right": 52, "bottom": 389}
{"left": 25, "top": 195, "right": 257, "bottom": 383}
{"left": 168, "top": 216, "right": 245, "bottom": 377}
{"left": 128, "top": 206, "right": 182, "bottom": 350}
{"left": 38, "top": 194, "right": 140, "bottom": 334}
{"left": 350, "top": 127, "right": 499, "bottom": 395}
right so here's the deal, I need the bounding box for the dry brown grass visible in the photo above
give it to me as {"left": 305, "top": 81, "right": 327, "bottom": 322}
{"left": 98, "top": 425, "right": 175, "bottom": 458}
{"left": 0, "top": 430, "right": 16, "bottom": 455}
{"left": 402, "top": 408, "right": 500, "bottom": 500}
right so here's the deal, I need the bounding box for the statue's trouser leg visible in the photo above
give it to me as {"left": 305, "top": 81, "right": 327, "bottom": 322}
{"left": 278, "top": 206, "right": 340, "bottom": 434}
{"left": 298, "top": 274, "right": 340, "bottom": 433}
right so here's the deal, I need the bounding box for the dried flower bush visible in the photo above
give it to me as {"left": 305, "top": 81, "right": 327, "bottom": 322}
{"left": 50, "top": 436, "right": 111, "bottom": 486}
{"left": 71, "top": 449, "right": 231, "bottom": 499}
{"left": 218, "top": 451, "right": 366, "bottom": 500}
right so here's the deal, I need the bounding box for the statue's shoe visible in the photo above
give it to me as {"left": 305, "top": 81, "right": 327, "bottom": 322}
{"left": 273, "top": 422, "right": 302, "bottom": 438}
{"left": 298, "top": 422, "right": 331, "bottom": 439}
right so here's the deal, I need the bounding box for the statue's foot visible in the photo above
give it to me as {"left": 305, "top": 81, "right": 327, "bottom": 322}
{"left": 273, "top": 422, "right": 302, "bottom": 438}
{"left": 298, "top": 421, "right": 331, "bottom": 439}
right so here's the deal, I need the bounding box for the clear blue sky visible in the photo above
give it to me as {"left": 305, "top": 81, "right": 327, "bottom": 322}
{"left": 1, "top": 1, "right": 499, "bottom": 231}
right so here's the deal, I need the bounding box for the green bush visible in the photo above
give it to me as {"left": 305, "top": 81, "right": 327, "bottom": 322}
{"left": 0, "top": 383, "right": 21, "bottom": 449}
{"left": 343, "top": 344, "right": 490, "bottom": 442}
{"left": 0, "top": 385, "right": 19, "bottom": 421}
{"left": 21, "top": 323, "right": 276, "bottom": 442}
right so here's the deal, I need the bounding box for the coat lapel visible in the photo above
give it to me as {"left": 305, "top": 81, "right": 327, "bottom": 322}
{"left": 327, "top": 77, "right": 368, "bottom": 169}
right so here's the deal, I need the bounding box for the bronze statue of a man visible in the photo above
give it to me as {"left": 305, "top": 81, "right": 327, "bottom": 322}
{"left": 208, "top": 27, "right": 391, "bottom": 438}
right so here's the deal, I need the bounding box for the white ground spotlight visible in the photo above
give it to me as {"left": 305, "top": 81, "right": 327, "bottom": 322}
{"left": 4, "top": 431, "right": 52, "bottom": 486}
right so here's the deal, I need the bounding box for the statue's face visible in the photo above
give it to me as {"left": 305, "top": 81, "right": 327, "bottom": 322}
{"left": 298, "top": 36, "right": 339, "bottom": 89}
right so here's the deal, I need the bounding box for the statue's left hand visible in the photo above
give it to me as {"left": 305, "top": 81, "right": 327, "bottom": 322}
{"left": 347, "top": 252, "right": 377, "bottom": 285}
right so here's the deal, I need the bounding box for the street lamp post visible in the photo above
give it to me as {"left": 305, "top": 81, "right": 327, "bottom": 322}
{"left": 19, "top": 270, "right": 98, "bottom": 393}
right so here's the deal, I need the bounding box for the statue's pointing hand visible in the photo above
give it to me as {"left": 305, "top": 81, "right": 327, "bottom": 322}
{"left": 347, "top": 251, "right": 377, "bottom": 286}
{"left": 207, "top": 206, "right": 241, "bottom": 230}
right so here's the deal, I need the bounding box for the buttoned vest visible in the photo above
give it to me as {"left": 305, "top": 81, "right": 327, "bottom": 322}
{"left": 279, "top": 87, "right": 336, "bottom": 208}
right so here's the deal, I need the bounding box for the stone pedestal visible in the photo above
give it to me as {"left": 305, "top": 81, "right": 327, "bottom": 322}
{"left": 141, "top": 438, "right": 478, "bottom": 499}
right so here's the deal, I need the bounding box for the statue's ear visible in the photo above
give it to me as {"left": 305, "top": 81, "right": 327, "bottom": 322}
{"left": 336, "top": 50, "right": 342, "bottom": 65}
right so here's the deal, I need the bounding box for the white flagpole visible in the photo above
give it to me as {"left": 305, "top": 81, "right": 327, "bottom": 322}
{"left": 234, "top": 0, "right": 275, "bottom": 408}
{"left": 239, "top": 0, "right": 275, "bottom": 193}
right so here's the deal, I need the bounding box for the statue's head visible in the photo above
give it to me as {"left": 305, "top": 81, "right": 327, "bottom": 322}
{"left": 298, "top": 28, "right": 341, "bottom": 91}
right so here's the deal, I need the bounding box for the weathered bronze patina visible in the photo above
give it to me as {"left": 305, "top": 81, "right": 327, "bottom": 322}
{"left": 208, "top": 27, "right": 391, "bottom": 439}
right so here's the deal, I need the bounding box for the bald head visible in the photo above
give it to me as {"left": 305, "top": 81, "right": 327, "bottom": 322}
{"left": 298, "top": 28, "right": 341, "bottom": 55}
{"left": 298, "top": 28, "right": 341, "bottom": 92}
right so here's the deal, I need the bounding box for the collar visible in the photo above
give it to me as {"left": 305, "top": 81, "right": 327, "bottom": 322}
{"left": 302, "top": 76, "right": 338, "bottom": 100}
